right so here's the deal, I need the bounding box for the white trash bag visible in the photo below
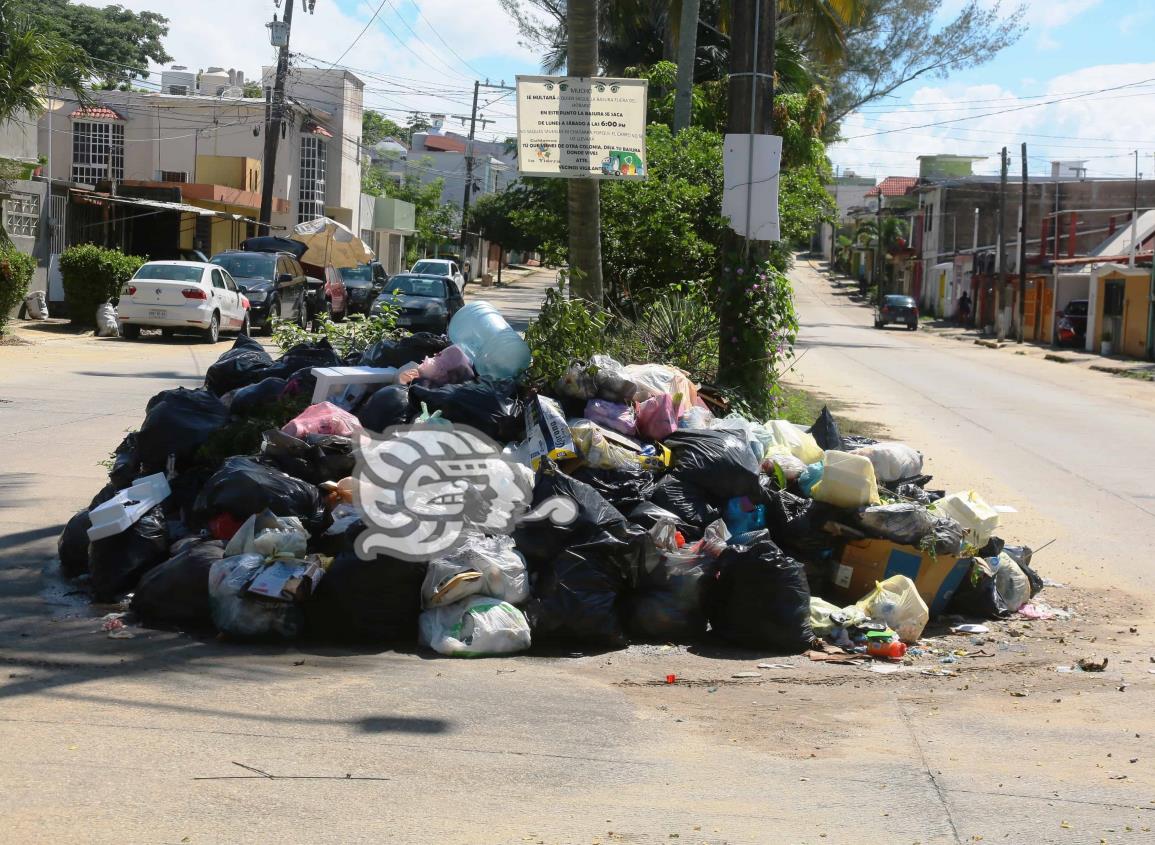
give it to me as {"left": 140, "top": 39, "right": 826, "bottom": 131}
{"left": 421, "top": 533, "right": 529, "bottom": 607}
{"left": 856, "top": 574, "right": 929, "bottom": 644}
{"left": 23, "top": 290, "right": 48, "bottom": 320}
{"left": 207, "top": 553, "right": 304, "bottom": 639}
{"left": 852, "top": 442, "right": 924, "bottom": 484}
{"left": 993, "top": 552, "right": 1030, "bottom": 613}
{"left": 95, "top": 303, "right": 119, "bottom": 337}
{"left": 419, "top": 596, "right": 532, "bottom": 657}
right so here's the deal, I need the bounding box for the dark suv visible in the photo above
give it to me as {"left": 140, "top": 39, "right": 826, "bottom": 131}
{"left": 339, "top": 261, "right": 388, "bottom": 315}
{"left": 209, "top": 251, "right": 308, "bottom": 334}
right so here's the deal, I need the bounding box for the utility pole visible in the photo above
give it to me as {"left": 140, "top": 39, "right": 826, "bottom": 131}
{"left": 875, "top": 194, "right": 883, "bottom": 303}
{"left": 673, "top": 0, "right": 701, "bottom": 133}
{"left": 716, "top": 0, "right": 775, "bottom": 391}
{"left": 995, "top": 146, "right": 1007, "bottom": 340}
{"left": 259, "top": 0, "right": 296, "bottom": 229}
{"left": 1018, "top": 142, "right": 1027, "bottom": 342}
{"left": 1129, "top": 149, "right": 1139, "bottom": 268}
{"left": 460, "top": 80, "right": 480, "bottom": 276}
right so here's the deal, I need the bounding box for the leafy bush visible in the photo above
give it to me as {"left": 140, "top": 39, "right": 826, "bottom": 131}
{"left": 196, "top": 393, "right": 311, "bottom": 468}
{"left": 524, "top": 280, "right": 610, "bottom": 386}
{"left": 0, "top": 245, "right": 34, "bottom": 335}
{"left": 627, "top": 281, "right": 719, "bottom": 385}
{"left": 59, "top": 244, "right": 145, "bottom": 326}
{"left": 271, "top": 307, "right": 400, "bottom": 359}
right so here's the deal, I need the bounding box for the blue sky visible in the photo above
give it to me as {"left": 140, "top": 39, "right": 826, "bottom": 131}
{"left": 829, "top": 0, "right": 1155, "bottom": 180}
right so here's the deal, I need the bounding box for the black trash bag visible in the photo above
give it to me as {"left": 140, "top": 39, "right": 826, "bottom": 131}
{"left": 259, "top": 429, "right": 355, "bottom": 486}
{"left": 268, "top": 338, "right": 341, "bottom": 378}
{"left": 357, "top": 384, "right": 410, "bottom": 432}
{"left": 409, "top": 381, "right": 524, "bottom": 442}
{"left": 628, "top": 501, "right": 688, "bottom": 533}
{"left": 649, "top": 475, "right": 718, "bottom": 540}
{"left": 513, "top": 461, "right": 634, "bottom": 567}
{"left": 137, "top": 388, "right": 229, "bottom": 469}
{"left": 810, "top": 405, "right": 845, "bottom": 452}
{"left": 89, "top": 482, "right": 121, "bottom": 510}
{"left": 626, "top": 553, "right": 715, "bottom": 642}
{"left": 305, "top": 552, "right": 427, "bottom": 643}
{"left": 858, "top": 503, "right": 939, "bottom": 546}
{"left": 130, "top": 540, "right": 225, "bottom": 629}
{"left": 361, "top": 332, "right": 450, "bottom": 368}
{"left": 947, "top": 557, "right": 1007, "bottom": 619}
{"left": 1003, "top": 545, "right": 1044, "bottom": 597}
{"left": 527, "top": 543, "right": 632, "bottom": 648}
{"left": 280, "top": 366, "right": 319, "bottom": 401}
{"left": 194, "top": 456, "right": 326, "bottom": 533}
{"left": 842, "top": 434, "right": 879, "bottom": 450}
{"left": 761, "top": 487, "right": 839, "bottom": 561}
{"left": 707, "top": 540, "right": 814, "bottom": 653}
{"left": 892, "top": 481, "right": 945, "bottom": 505}
{"left": 229, "top": 377, "right": 288, "bottom": 417}
{"left": 569, "top": 465, "right": 656, "bottom": 513}
{"left": 87, "top": 506, "right": 169, "bottom": 602}
{"left": 108, "top": 432, "right": 141, "bottom": 489}
{"left": 58, "top": 510, "right": 93, "bottom": 578}
{"left": 204, "top": 334, "right": 274, "bottom": 396}
{"left": 976, "top": 536, "right": 1005, "bottom": 558}
{"left": 664, "top": 429, "right": 762, "bottom": 503}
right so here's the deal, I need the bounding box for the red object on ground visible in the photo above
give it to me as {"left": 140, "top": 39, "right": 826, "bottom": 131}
{"left": 866, "top": 640, "right": 908, "bottom": 660}
{"left": 208, "top": 512, "right": 243, "bottom": 542}
{"left": 666, "top": 674, "right": 677, "bottom": 684}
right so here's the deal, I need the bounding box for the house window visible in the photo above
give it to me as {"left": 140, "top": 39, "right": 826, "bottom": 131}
{"left": 925, "top": 203, "right": 934, "bottom": 232}
{"left": 159, "top": 170, "right": 188, "bottom": 183}
{"left": 4, "top": 191, "right": 40, "bottom": 238}
{"left": 72, "top": 121, "right": 124, "bottom": 184}
{"left": 298, "top": 134, "right": 327, "bottom": 223}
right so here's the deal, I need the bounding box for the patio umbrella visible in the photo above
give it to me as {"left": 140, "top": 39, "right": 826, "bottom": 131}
{"left": 291, "top": 216, "right": 375, "bottom": 269}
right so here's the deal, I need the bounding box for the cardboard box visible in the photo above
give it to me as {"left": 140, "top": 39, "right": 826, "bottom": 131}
{"left": 830, "top": 539, "right": 971, "bottom": 615}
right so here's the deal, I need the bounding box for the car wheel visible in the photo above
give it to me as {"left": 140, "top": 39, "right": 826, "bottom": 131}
{"left": 203, "top": 311, "right": 220, "bottom": 344}
{"left": 263, "top": 298, "right": 279, "bottom": 335}
{"left": 907, "top": 322, "right": 917, "bottom": 331}
{"left": 874, "top": 320, "right": 883, "bottom": 329}
{"left": 239, "top": 313, "right": 251, "bottom": 336}
{"left": 123, "top": 324, "right": 141, "bottom": 340}
{"left": 161, "top": 328, "right": 174, "bottom": 339}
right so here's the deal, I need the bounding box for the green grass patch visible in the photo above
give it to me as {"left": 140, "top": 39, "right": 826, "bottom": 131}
{"left": 778, "top": 384, "right": 889, "bottom": 439}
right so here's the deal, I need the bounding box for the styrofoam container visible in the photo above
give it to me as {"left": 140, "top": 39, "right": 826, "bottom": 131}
{"left": 932, "top": 490, "right": 1000, "bottom": 547}
{"left": 310, "top": 366, "right": 399, "bottom": 405}
{"left": 87, "top": 473, "right": 171, "bottom": 541}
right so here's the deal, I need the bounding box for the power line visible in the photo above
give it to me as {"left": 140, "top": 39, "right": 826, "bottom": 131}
{"left": 328, "top": 0, "right": 389, "bottom": 69}
{"left": 402, "top": 0, "right": 487, "bottom": 77}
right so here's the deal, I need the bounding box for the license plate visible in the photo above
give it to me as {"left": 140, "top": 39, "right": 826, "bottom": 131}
{"left": 396, "top": 315, "right": 412, "bottom": 325}
{"left": 148, "top": 309, "right": 167, "bottom": 319}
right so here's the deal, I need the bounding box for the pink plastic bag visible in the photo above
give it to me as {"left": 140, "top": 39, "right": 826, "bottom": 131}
{"left": 417, "top": 344, "right": 474, "bottom": 386}
{"left": 282, "top": 401, "right": 361, "bottom": 438}
{"left": 635, "top": 393, "right": 678, "bottom": 440}
{"left": 584, "top": 398, "right": 637, "bottom": 435}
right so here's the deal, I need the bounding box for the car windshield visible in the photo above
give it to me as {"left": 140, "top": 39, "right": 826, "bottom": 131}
{"left": 386, "top": 276, "right": 445, "bottom": 298}
{"left": 884, "top": 295, "right": 915, "bottom": 307}
{"left": 1066, "top": 301, "right": 1088, "bottom": 316}
{"left": 412, "top": 260, "right": 449, "bottom": 276}
{"left": 211, "top": 254, "right": 274, "bottom": 279}
{"left": 134, "top": 264, "right": 204, "bottom": 283}
{"left": 341, "top": 265, "right": 374, "bottom": 284}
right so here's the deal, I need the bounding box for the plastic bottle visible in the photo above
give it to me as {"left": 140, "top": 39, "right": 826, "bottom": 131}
{"left": 866, "top": 639, "right": 907, "bottom": 660}
{"left": 448, "top": 301, "right": 531, "bottom": 380}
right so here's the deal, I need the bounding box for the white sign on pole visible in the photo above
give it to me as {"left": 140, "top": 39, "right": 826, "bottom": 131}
{"left": 722, "top": 133, "right": 783, "bottom": 241}
{"left": 516, "top": 75, "right": 648, "bottom": 180}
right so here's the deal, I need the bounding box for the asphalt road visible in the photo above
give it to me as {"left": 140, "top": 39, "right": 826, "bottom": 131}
{"left": 0, "top": 266, "right": 1152, "bottom": 845}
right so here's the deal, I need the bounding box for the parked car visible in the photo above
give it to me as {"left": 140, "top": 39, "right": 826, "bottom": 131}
{"left": 117, "top": 261, "right": 249, "bottom": 343}
{"left": 411, "top": 258, "right": 465, "bottom": 288}
{"left": 209, "top": 250, "right": 309, "bottom": 334}
{"left": 874, "top": 294, "right": 919, "bottom": 330}
{"left": 1056, "top": 299, "right": 1089, "bottom": 346}
{"left": 339, "top": 261, "right": 388, "bottom": 315}
{"left": 306, "top": 264, "right": 348, "bottom": 326}
{"left": 371, "top": 273, "right": 465, "bottom": 332}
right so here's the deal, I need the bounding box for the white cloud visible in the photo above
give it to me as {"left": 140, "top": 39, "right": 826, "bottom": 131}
{"left": 73, "top": 0, "right": 539, "bottom": 140}
{"left": 830, "top": 63, "right": 1155, "bottom": 181}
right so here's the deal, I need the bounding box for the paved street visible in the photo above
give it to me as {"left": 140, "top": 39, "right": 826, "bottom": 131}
{"left": 0, "top": 265, "right": 1152, "bottom": 844}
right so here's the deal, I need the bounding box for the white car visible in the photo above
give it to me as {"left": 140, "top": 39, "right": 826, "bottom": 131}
{"left": 411, "top": 258, "right": 465, "bottom": 288}
{"left": 117, "top": 261, "right": 250, "bottom": 343}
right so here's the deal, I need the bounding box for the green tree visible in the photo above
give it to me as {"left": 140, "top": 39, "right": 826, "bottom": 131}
{"left": 468, "top": 190, "right": 540, "bottom": 255}
{"left": 362, "top": 110, "right": 409, "bottom": 147}
{"left": 0, "top": 0, "right": 90, "bottom": 123}
{"left": 15, "top": 0, "right": 170, "bottom": 89}
{"left": 363, "top": 159, "right": 457, "bottom": 262}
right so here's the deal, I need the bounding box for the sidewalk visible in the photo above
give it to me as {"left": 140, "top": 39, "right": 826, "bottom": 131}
{"left": 464, "top": 264, "right": 559, "bottom": 333}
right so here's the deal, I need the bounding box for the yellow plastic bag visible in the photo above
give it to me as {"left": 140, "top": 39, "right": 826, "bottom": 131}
{"left": 856, "top": 575, "right": 929, "bottom": 644}
{"left": 765, "top": 420, "right": 825, "bottom": 465}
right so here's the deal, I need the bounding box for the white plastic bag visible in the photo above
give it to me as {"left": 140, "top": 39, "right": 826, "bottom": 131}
{"left": 208, "top": 553, "right": 304, "bottom": 639}
{"left": 24, "top": 290, "right": 48, "bottom": 320}
{"left": 224, "top": 510, "right": 309, "bottom": 559}
{"left": 856, "top": 574, "right": 929, "bottom": 644}
{"left": 852, "top": 442, "right": 924, "bottom": 483}
{"left": 712, "top": 413, "right": 773, "bottom": 462}
{"left": 421, "top": 533, "right": 529, "bottom": 607}
{"left": 95, "top": 303, "right": 119, "bottom": 337}
{"left": 993, "top": 552, "right": 1030, "bottom": 613}
{"left": 621, "top": 363, "right": 698, "bottom": 414}
{"left": 765, "top": 420, "right": 825, "bottom": 465}
{"left": 419, "top": 596, "right": 532, "bottom": 656}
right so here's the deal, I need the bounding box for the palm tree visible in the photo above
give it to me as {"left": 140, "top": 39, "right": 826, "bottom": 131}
{"left": 0, "top": 0, "right": 89, "bottom": 123}
{"left": 567, "top": 0, "right": 604, "bottom": 304}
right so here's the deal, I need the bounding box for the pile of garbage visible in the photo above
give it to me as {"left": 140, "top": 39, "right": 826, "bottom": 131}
{"left": 57, "top": 300, "right": 1049, "bottom": 659}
